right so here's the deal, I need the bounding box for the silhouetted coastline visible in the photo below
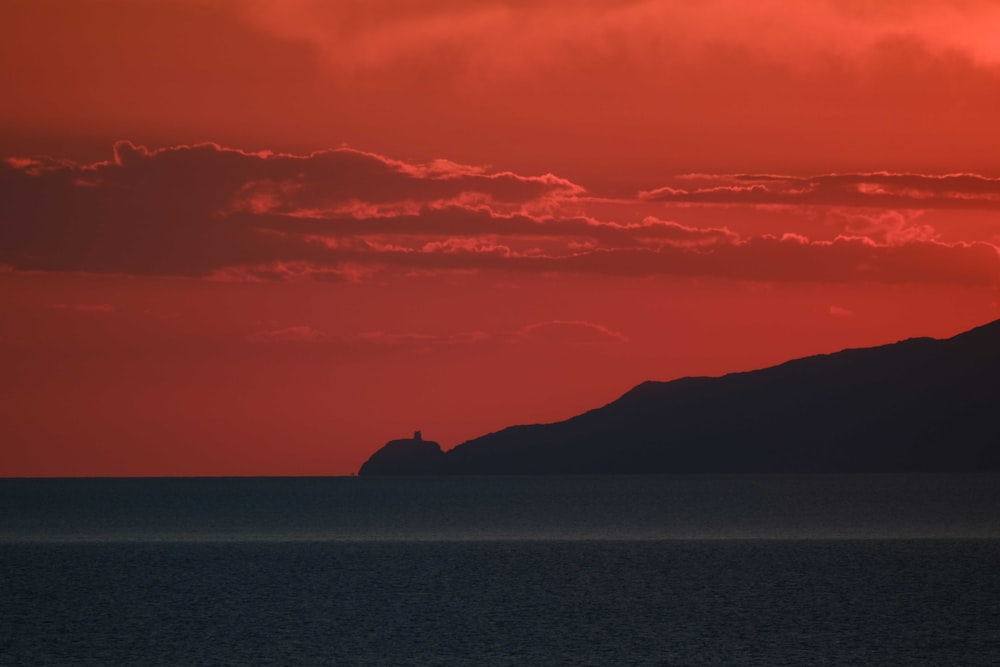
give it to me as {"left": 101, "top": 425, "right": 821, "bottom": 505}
{"left": 360, "top": 319, "right": 1000, "bottom": 475}
{"left": 357, "top": 431, "right": 444, "bottom": 475}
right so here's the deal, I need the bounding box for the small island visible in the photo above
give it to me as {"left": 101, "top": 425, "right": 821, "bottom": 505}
{"left": 359, "top": 318, "right": 1000, "bottom": 475}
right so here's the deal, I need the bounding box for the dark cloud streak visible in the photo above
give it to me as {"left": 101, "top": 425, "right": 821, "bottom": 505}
{"left": 2, "top": 144, "right": 998, "bottom": 286}
{"left": 642, "top": 172, "right": 1000, "bottom": 209}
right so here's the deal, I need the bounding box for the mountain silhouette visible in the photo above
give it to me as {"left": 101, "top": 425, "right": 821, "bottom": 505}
{"left": 359, "top": 319, "right": 1000, "bottom": 474}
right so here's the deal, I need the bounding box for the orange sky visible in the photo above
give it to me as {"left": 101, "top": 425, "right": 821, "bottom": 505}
{"left": 2, "top": 0, "right": 999, "bottom": 476}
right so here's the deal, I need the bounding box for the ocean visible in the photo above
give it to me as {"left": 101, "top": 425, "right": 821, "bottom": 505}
{"left": 2, "top": 475, "right": 999, "bottom": 665}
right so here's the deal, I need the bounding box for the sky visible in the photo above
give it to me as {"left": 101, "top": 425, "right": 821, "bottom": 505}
{"left": 2, "top": 0, "right": 1000, "bottom": 476}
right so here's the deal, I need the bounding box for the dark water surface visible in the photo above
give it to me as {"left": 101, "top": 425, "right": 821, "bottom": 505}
{"left": 2, "top": 475, "right": 999, "bottom": 665}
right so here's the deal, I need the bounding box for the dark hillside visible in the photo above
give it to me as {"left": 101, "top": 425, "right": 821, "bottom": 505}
{"left": 360, "top": 320, "right": 1000, "bottom": 474}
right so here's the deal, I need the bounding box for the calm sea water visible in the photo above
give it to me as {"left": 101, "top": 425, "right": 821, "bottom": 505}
{"left": 2, "top": 475, "right": 999, "bottom": 665}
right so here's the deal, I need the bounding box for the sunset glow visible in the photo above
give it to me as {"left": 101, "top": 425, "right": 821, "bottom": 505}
{"left": 2, "top": 0, "right": 999, "bottom": 476}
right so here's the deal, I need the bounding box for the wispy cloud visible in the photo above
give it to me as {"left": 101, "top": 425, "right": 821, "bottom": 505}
{"left": 828, "top": 305, "right": 854, "bottom": 318}
{"left": 642, "top": 172, "right": 1000, "bottom": 210}
{"left": 358, "top": 330, "right": 490, "bottom": 346}
{"left": 0, "top": 142, "right": 581, "bottom": 277}
{"left": 234, "top": 0, "right": 1000, "bottom": 74}
{"left": 357, "top": 320, "right": 628, "bottom": 347}
{"left": 513, "top": 320, "right": 629, "bottom": 344}
{"left": 3, "top": 143, "right": 999, "bottom": 286}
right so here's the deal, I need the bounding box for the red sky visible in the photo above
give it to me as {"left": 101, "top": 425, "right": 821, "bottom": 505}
{"left": 2, "top": 0, "right": 999, "bottom": 476}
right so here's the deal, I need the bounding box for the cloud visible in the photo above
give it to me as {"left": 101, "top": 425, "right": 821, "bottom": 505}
{"left": 3, "top": 142, "right": 999, "bottom": 286}
{"left": 825, "top": 209, "right": 938, "bottom": 246}
{"left": 208, "top": 261, "right": 378, "bottom": 284}
{"left": 641, "top": 172, "right": 1000, "bottom": 210}
{"left": 358, "top": 330, "right": 490, "bottom": 346}
{"left": 257, "top": 210, "right": 738, "bottom": 255}
{"left": 232, "top": 0, "right": 1000, "bottom": 75}
{"left": 292, "top": 229, "right": 997, "bottom": 286}
{"left": 0, "top": 142, "right": 581, "bottom": 276}
{"left": 828, "top": 305, "right": 854, "bottom": 318}
{"left": 357, "top": 321, "right": 628, "bottom": 346}
{"left": 513, "top": 320, "right": 629, "bottom": 344}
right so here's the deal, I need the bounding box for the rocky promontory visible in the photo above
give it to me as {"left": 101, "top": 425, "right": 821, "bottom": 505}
{"left": 358, "top": 318, "right": 1000, "bottom": 475}
{"left": 358, "top": 431, "right": 445, "bottom": 475}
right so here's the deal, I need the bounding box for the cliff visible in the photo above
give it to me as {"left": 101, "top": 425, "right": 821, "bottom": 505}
{"left": 358, "top": 319, "right": 1000, "bottom": 475}
{"left": 358, "top": 431, "right": 444, "bottom": 475}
